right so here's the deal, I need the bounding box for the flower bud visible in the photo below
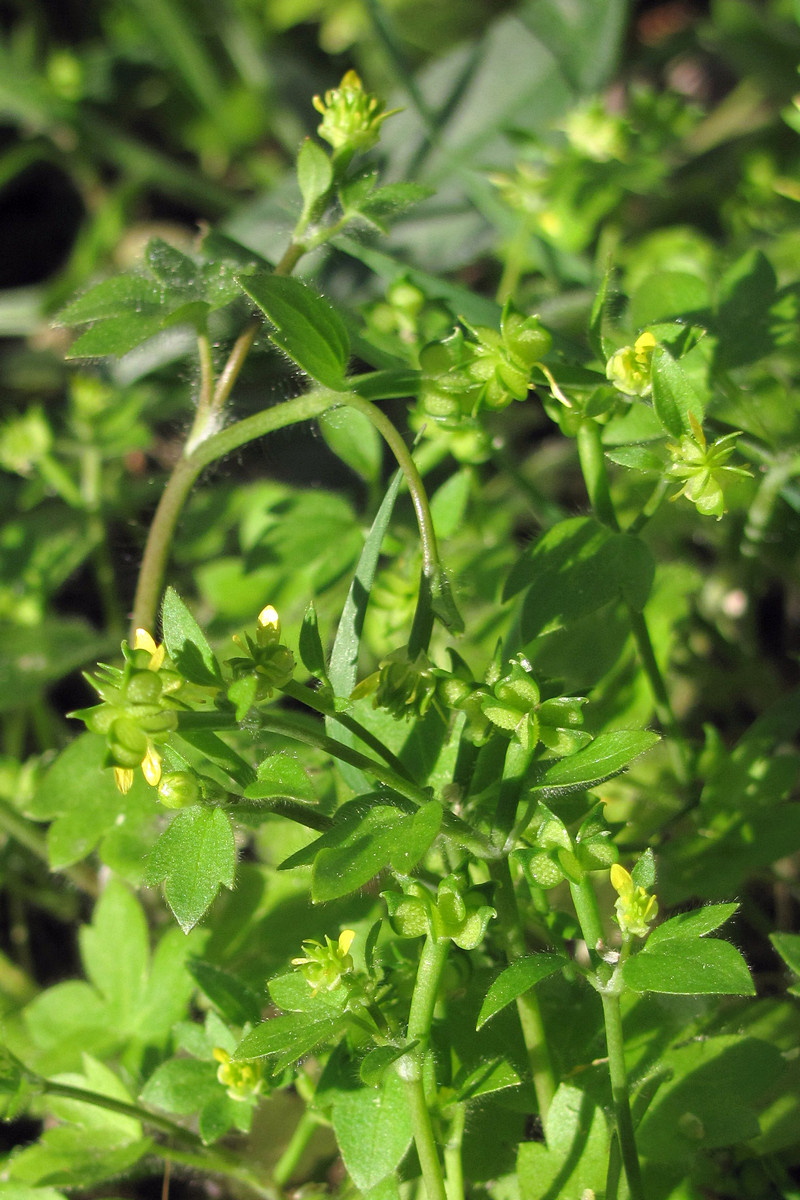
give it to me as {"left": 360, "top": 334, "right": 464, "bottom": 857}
{"left": 157, "top": 771, "right": 200, "bottom": 809}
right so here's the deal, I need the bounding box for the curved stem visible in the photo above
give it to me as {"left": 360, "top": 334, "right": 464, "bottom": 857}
{"left": 339, "top": 392, "right": 440, "bottom": 577}
{"left": 129, "top": 390, "right": 338, "bottom": 636}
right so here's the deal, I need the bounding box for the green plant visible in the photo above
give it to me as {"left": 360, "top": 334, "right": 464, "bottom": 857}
{"left": 2, "top": 4, "right": 800, "bottom": 1200}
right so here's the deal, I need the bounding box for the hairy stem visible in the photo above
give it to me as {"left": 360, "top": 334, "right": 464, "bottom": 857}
{"left": 488, "top": 859, "right": 556, "bottom": 1117}
{"left": 399, "top": 935, "right": 450, "bottom": 1200}
{"left": 575, "top": 418, "right": 690, "bottom": 782}
{"left": 340, "top": 392, "right": 440, "bottom": 577}
{"left": 600, "top": 988, "right": 644, "bottom": 1200}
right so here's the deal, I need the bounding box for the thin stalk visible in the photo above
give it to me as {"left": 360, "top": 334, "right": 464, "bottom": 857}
{"left": 40, "top": 1079, "right": 210, "bottom": 1145}
{"left": 576, "top": 419, "right": 619, "bottom": 531}
{"left": 340, "top": 392, "right": 440, "bottom": 576}
{"left": 626, "top": 476, "right": 670, "bottom": 536}
{"left": 280, "top": 679, "right": 414, "bottom": 781}
{"left": 575, "top": 419, "right": 691, "bottom": 782}
{"left": 488, "top": 860, "right": 556, "bottom": 1117}
{"left": 179, "top": 710, "right": 498, "bottom": 860}
{"left": 272, "top": 1107, "right": 319, "bottom": 1187}
{"left": 130, "top": 390, "right": 338, "bottom": 636}
{"left": 443, "top": 1103, "right": 466, "bottom": 1200}
{"left": 398, "top": 935, "right": 450, "bottom": 1200}
{"left": 569, "top": 874, "right": 605, "bottom": 961}
{"left": 599, "top": 988, "right": 644, "bottom": 1200}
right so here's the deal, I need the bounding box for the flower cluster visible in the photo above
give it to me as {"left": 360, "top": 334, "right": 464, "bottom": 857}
{"left": 212, "top": 1047, "right": 264, "bottom": 1102}
{"left": 292, "top": 929, "right": 356, "bottom": 994}
{"left": 73, "top": 629, "right": 182, "bottom": 794}
{"left": 353, "top": 646, "right": 445, "bottom": 721}
{"left": 667, "top": 414, "right": 751, "bottom": 520}
{"left": 384, "top": 875, "right": 496, "bottom": 950}
{"left": 227, "top": 605, "right": 296, "bottom": 700}
{"left": 610, "top": 863, "right": 658, "bottom": 939}
{"left": 473, "top": 658, "right": 590, "bottom": 755}
{"left": 514, "top": 802, "right": 619, "bottom": 891}
{"left": 417, "top": 304, "right": 552, "bottom": 424}
{"left": 313, "top": 70, "right": 400, "bottom": 161}
{"left": 606, "top": 331, "right": 658, "bottom": 397}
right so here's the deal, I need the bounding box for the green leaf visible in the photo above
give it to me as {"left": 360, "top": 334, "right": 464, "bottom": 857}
{"left": 647, "top": 903, "right": 739, "bottom": 947}
{"left": 298, "top": 602, "right": 329, "bottom": 680}
{"left": 319, "top": 406, "right": 382, "bottom": 484}
{"left": 770, "top": 932, "right": 800, "bottom": 993}
{"left": 630, "top": 271, "right": 710, "bottom": 327}
{"left": 238, "top": 273, "right": 350, "bottom": 389}
{"left": 66, "top": 313, "right": 171, "bottom": 359}
{"left": 327, "top": 470, "right": 403, "bottom": 790}
{"left": 161, "top": 586, "right": 222, "bottom": 686}
{"left": 331, "top": 1072, "right": 413, "bottom": 1192}
{"left": 55, "top": 274, "right": 166, "bottom": 325}
{"left": 359, "top": 1043, "right": 417, "bottom": 1086}
{"left": 504, "top": 517, "right": 655, "bottom": 635}
{"left": 477, "top": 953, "right": 566, "bottom": 1029}
{"left": 588, "top": 257, "right": 617, "bottom": 361}
{"left": 636, "top": 1035, "right": 784, "bottom": 1163}
{"left": 140, "top": 1058, "right": 219, "bottom": 1115}
{"left": 233, "top": 1011, "right": 345, "bottom": 1067}
{"left": 528, "top": 729, "right": 660, "bottom": 797}
{"left": 715, "top": 249, "right": 777, "bottom": 370}
{"left": 244, "top": 754, "right": 316, "bottom": 802}
{"left": 28, "top": 732, "right": 157, "bottom": 874}
{"left": 520, "top": 0, "right": 627, "bottom": 92}
{"left": 7, "top": 1127, "right": 150, "bottom": 1189}
{"left": 622, "top": 937, "right": 754, "bottom": 996}
{"left": 650, "top": 345, "right": 706, "bottom": 437}
{"left": 79, "top": 879, "right": 149, "bottom": 1025}
{"left": 144, "top": 806, "right": 236, "bottom": 932}
{"left": 145, "top": 238, "right": 199, "bottom": 290}
{"left": 605, "top": 443, "right": 665, "bottom": 472}
{"left": 518, "top": 1082, "right": 609, "bottom": 1200}
{"left": 430, "top": 469, "right": 471, "bottom": 540}
{"left": 297, "top": 138, "right": 333, "bottom": 215}
{"left": 186, "top": 960, "right": 264, "bottom": 1025}
{"left": 300, "top": 802, "right": 440, "bottom": 903}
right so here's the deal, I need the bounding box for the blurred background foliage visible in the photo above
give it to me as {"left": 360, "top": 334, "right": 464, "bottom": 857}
{"left": 1, "top": 0, "right": 800, "bottom": 1136}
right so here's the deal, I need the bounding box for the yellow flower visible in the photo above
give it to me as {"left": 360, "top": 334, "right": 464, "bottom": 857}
{"left": 133, "top": 628, "right": 166, "bottom": 670}
{"left": 610, "top": 864, "right": 658, "bottom": 938}
{"left": 212, "top": 1047, "right": 263, "bottom": 1101}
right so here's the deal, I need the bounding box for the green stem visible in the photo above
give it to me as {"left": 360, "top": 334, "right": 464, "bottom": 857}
{"left": 488, "top": 860, "right": 556, "bottom": 1118}
{"left": 575, "top": 419, "right": 690, "bottom": 782}
{"left": 40, "top": 1079, "right": 210, "bottom": 1145}
{"left": 340, "top": 392, "right": 440, "bottom": 577}
{"left": 626, "top": 476, "right": 670, "bottom": 536}
{"left": 280, "top": 679, "right": 414, "bottom": 781}
{"left": 130, "top": 390, "right": 338, "bottom": 636}
{"left": 443, "top": 1103, "right": 466, "bottom": 1200}
{"left": 176, "top": 711, "right": 497, "bottom": 860}
{"left": 272, "top": 1107, "right": 319, "bottom": 1187}
{"left": 398, "top": 935, "right": 450, "bottom": 1200}
{"left": 569, "top": 874, "right": 605, "bottom": 961}
{"left": 576, "top": 419, "right": 619, "bottom": 531}
{"left": 599, "top": 988, "right": 644, "bottom": 1200}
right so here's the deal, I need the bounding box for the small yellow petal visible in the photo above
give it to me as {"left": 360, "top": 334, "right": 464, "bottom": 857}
{"left": 134, "top": 628, "right": 158, "bottom": 655}
{"left": 114, "top": 767, "right": 135, "bottom": 794}
{"left": 338, "top": 929, "right": 356, "bottom": 955}
{"left": 212, "top": 1047, "right": 230, "bottom": 1065}
{"left": 141, "top": 745, "right": 162, "bottom": 787}
{"left": 610, "top": 863, "right": 632, "bottom": 896}
{"left": 258, "top": 604, "right": 280, "bottom": 630}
